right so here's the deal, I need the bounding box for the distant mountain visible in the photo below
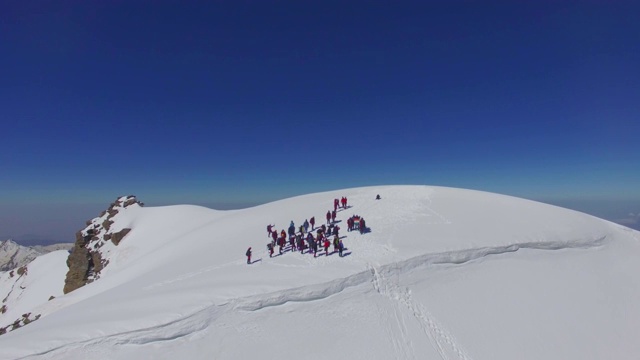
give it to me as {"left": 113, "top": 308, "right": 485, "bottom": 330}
{"left": 0, "top": 239, "right": 72, "bottom": 272}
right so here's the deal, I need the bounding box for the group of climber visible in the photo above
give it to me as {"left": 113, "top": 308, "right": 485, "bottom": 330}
{"left": 347, "top": 215, "right": 367, "bottom": 234}
{"left": 247, "top": 196, "right": 361, "bottom": 264}
{"left": 261, "top": 219, "right": 345, "bottom": 259}
{"left": 333, "top": 197, "right": 348, "bottom": 212}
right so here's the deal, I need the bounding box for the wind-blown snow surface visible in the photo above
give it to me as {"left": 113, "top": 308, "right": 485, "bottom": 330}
{"left": 1, "top": 186, "right": 639, "bottom": 360}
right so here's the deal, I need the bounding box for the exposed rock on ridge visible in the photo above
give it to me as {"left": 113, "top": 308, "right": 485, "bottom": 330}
{"left": 63, "top": 195, "right": 142, "bottom": 294}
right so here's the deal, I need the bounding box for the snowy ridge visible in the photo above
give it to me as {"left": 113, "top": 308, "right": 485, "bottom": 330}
{"left": 77, "top": 195, "right": 142, "bottom": 283}
{"left": 16, "top": 306, "right": 218, "bottom": 359}
{"left": 234, "top": 234, "right": 608, "bottom": 312}
{"left": 0, "top": 185, "right": 639, "bottom": 360}
{"left": 15, "top": 233, "right": 609, "bottom": 360}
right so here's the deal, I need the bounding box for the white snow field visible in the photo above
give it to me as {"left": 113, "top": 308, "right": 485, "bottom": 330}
{"left": 0, "top": 185, "right": 639, "bottom": 360}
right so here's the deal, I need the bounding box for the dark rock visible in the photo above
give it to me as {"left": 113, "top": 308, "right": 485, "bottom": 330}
{"left": 91, "top": 251, "right": 104, "bottom": 274}
{"left": 111, "top": 228, "right": 131, "bottom": 245}
{"left": 124, "top": 197, "right": 138, "bottom": 207}
{"left": 102, "top": 220, "right": 113, "bottom": 231}
{"left": 63, "top": 232, "right": 91, "bottom": 294}
{"left": 17, "top": 266, "right": 27, "bottom": 276}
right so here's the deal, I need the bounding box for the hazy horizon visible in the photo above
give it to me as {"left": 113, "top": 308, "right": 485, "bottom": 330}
{"left": 2, "top": 2, "right": 638, "bottom": 244}
{"left": 2, "top": 190, "right": 639, "bottom": 246}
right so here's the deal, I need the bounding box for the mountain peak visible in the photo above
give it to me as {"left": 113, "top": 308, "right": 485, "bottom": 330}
{"left": 0, "top": 239, "right": 43, "bottom": 272}
{"left": 1, "top": 186, "right": 639, "bottom": 359}
{"left": 63, "top": 195, "right": 143, "bottom": 294}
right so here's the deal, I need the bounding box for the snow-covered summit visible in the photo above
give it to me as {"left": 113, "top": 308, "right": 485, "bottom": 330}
{"left": 1, "top": 185, "right": 639, "bottom": 360}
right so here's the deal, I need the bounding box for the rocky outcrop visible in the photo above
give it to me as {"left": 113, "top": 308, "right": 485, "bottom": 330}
{"left": 63, "top": 232, "right": 92, "bottom": 294}
{"left": 111, "top": 228, "right": 131, "bottom": 246}
{"left": 63, "top": 196, "right": 142, "bottom": 294}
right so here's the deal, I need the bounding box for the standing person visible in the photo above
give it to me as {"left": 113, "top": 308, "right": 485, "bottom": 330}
{"left": 334, "top": 199, "right": 339, "bottom": 212}
{"left": 246, "top": 247, "right": 252, "bottom": 264}
{"left": 333, "top": 235, "right": 340, "bottom": 253}
{"left": 310, "top": 216, "right": 315, "bottom": 230}
{"left": 271, "top": 230, "right": 278, "bottom": 244}
{"left": 331, "top": 210, "right": 336, "bottom": 223}
{"left": 339, "top": 240, "right": 344, "bottom": 257}
{"left": 312, "top": 238, "right": 318, "bottom": 258}
{"left": 344, "top": 196, "right": 348, "bottom": 208}
{"left": 347, "top": 217, "right": 353, "bottom": 232}
{"left": 278, "top": 236, "right": 284, "bottom": 255}
{"left": 303, "top": 219, "right": 309, "bottom": 233}
{"left": 267, "top": 224, "right": 274, "bottom": 237}
{"left": 306, "top": 232, "right": 314, "bottom": 253}
{"left": 341, "top": 197, "right": 345, "bottom": 209}
{"left": 360, "top": 218, "right": 366, "bottom": 234}
{"left": 326, "top": 211, "right": 331, "bottom": 225}
{"left": 333, "top": 225, "right": 340, "bottom": 238}
{"left": 323, "top": 238, "right": 330, "bottom": 256}
{"left": 267, "top": 242, "right": 274, "bottom": 257}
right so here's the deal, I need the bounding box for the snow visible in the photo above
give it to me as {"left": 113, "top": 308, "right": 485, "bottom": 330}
{"left": 0, "top": 251, "right": 69, "bottom": 329}
{"left": 0, "top": 185, "right": 638, "bottom": 359}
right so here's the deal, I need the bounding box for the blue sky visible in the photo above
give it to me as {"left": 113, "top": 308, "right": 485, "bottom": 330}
{"left": 1, "top": 1, "right": 639, "bottom": 244}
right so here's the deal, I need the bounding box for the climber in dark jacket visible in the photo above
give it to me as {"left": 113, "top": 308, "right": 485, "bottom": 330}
{"left": 267, "top": 243, "right": 274, "bottom": 257}
{"left": 246, "top": 247, "right": 252, "bottom": 264}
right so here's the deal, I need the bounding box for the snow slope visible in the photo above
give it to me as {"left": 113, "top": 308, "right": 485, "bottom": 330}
{"left": 0, "top": 185, "right": 638, "bottom": 360}
{"left": 0, "top": 251, "right": 69, "bottom": 332}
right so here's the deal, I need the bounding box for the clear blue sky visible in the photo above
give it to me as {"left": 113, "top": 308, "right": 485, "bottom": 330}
{"left": 1, "top": 1, "right": 639, "bottom": 244}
